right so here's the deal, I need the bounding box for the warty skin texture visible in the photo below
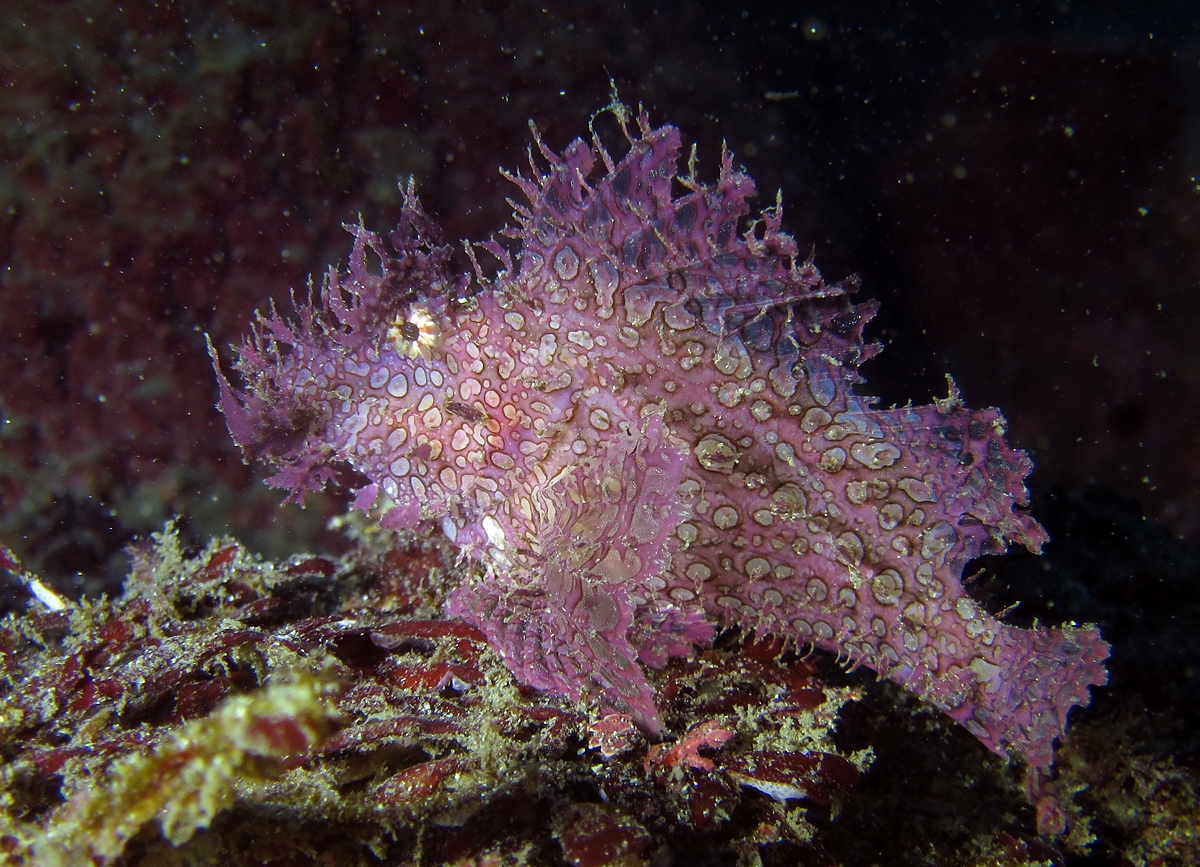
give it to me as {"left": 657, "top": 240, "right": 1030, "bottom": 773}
{"left": 211, "top": 104, "right": 1109, "bottom": 826}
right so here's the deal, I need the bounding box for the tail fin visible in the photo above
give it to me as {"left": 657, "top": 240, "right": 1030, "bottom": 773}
{"left": 935, "top": 621, "right": 1109, "bottom": 771}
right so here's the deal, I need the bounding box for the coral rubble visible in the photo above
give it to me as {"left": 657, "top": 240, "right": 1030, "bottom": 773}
{"left": 0, "top": 524, "right": 863, "bottom": 865}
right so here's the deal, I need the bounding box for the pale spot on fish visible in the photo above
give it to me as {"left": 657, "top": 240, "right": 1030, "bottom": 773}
{"left": 713, "top": 505, "right": 740, "bottom": 530}
{"left": 744, "top": 557, "right": 771, "bottom": 579}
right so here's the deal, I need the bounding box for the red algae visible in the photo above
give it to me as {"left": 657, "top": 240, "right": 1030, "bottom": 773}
{"left": 0, "top": 522, "right": 862, "bottom": 865}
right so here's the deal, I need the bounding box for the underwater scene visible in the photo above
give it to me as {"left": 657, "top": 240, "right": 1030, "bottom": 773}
{"left": 1, "top": 2, "right": 1198, "bottom": 865}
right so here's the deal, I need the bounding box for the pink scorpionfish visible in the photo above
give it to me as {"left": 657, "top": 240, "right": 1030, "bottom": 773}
{"left": 211, "top": 103, "right": 1108, "bottom": 816}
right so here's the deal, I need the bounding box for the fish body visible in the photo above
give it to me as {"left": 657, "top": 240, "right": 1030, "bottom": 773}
{"left": 212, "top": 105, "right": 1108, "bottom": 784}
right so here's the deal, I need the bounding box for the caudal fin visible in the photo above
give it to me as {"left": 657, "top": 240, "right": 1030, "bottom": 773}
{"left": 939, "top": 621, "right": 1109, "bottom": 771}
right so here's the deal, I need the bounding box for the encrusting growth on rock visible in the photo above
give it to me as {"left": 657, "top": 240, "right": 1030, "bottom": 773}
{"left": 0, "top": 523, "right": 865, "bottom": 864}
{"left": 36, "top": 666, "right": 341, "bottom": 866}
{"left": 211, "top": 98, "right": 1109, "bottom": 832}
